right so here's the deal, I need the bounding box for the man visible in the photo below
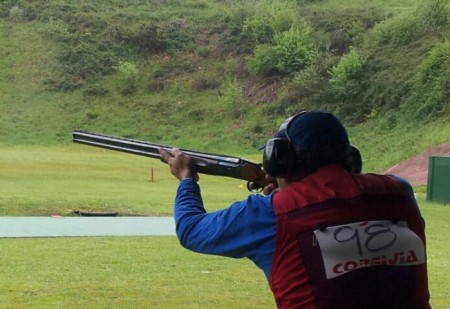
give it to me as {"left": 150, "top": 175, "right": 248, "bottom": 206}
{"left": 159, "top": 111, "right": 430, "bottom": 309}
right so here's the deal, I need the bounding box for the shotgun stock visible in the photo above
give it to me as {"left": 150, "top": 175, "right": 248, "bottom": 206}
{"left": 72, "top": 130, "right": 269, "bottom": 192}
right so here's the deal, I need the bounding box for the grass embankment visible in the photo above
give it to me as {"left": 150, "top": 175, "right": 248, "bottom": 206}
{"left": 1, "top": 0, "right": 449, "bottom": 151}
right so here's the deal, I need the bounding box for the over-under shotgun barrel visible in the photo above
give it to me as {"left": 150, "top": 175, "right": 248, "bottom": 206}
{"left": 72, "top": 130, "right": 267, "bottom": 190}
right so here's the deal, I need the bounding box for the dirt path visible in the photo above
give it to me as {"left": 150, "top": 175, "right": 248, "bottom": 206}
{"left": 383, "top": 141, "right": 450, "bottom": 185}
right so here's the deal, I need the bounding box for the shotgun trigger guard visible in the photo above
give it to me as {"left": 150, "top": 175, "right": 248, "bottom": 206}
{"left": 247, "top": 181, "right": 263, "bottom": 193}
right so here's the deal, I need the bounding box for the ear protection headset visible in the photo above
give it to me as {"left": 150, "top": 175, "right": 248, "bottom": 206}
{"left": 262, "top": 112, "right": 306, "bottom": 178}
{"left": 262, "top": 112, "right": 362, "bottom": 178}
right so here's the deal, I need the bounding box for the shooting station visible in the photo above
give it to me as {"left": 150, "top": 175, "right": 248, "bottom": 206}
{"left": 427, "top": 156, "right": 450, "bottom": 204}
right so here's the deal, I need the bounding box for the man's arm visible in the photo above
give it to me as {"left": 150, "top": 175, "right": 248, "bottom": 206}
{"left": 390, "top": 175, "right": 425, "bottom": 227}
{"left": 160, "top": 148, "right": 276, "bottom": 275}
{"left": 173, "top": 178, "right": 276, "bottom": 278}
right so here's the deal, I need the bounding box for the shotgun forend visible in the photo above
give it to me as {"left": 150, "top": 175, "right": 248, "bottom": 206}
{"left": 72, "top": 130, "right": 269, "bottom": 192}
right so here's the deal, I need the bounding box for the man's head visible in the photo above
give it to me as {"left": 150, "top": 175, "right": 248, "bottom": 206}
{"left": 262, "top": 111, "right": 361, "bottom": 178}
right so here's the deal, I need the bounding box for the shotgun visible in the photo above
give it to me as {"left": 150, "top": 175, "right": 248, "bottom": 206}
{"left": 72, "top": 130, "right": 269, "bottom": 191}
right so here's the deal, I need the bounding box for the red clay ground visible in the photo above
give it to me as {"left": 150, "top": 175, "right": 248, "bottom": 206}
{"left": 383, "top": 141, "right": 450, "bottom": 186}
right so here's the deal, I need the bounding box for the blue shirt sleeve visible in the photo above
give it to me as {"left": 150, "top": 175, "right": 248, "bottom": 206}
{"left": 389, "top": 175, "right": 425, "bottom": 227}
{"left": 174, "top": 179, "right": 276, "bottom": 279}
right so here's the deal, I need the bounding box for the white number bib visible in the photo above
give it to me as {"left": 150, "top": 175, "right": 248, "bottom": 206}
{"left": 314, "top": 220, "right": 425, "bottom": 279}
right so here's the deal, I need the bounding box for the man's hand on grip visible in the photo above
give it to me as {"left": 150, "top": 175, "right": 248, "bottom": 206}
{"left": 159, "top": 148, "right": 199, "bottom": 181}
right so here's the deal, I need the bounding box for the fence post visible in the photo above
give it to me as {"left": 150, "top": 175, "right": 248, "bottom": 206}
{"left": 149, "top": 167, "right": 154, "bottom": 182}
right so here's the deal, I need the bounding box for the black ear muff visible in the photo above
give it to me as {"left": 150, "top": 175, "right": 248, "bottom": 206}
{"left": 262, "top": 138, "right": 292, "bottom": 178}
{"left": 347, "top": 145, "right": 362, "bottom": 173}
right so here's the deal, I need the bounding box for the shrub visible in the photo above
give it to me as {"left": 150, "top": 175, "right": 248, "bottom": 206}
{"left": 329, "top": 48, "right": 366, "bottom": 96}
{"left": 58, "top": 38, "right": 117, "bottom": 79}
{"left": 269, "top": 1, "right": 298, "bottom": 33}
{"left": 213, "top": 6, "right": 254, "bottom": 56}
{"left": 242, "top": 15, "right": 274, "bottom": 44}
{"left": 371, "top": 13, "right": 421, "bottom": 45}
{"left": 127, "top": 24, "right": 167, "bottom": 53}
{"left": 161, "top": 19, "right": 196, "bottom": 53}
{"left": 249, "top": 24, "right": 316, "bottom": 76}
{"left": 290, "top": 53, "right": 337, "bottom": 104}
{"left": 45, "top": 19, "right": 75, "bottom": 43}
{"left": 82, "top": 84, "right": 110, "bottom": 97}
{"left": 190, "top": 71, "right": 222, "bottom": 91}
{"left": 44, "top": 19, "right": 118, "bottom": 90}
{"left": 248, "top": 44, "right": 280, "bottom": 75}
{"left": 241, "top": 0, "right": 297, "bottom": 45}
{"left": 417, "top": 42, "right": 450, "bottom": 83}
{"left": 274, "top": 25, "right": 316, "bottom": 74}
{"left": 116, "top": 61, "right": 139, "bottom": 95}
{"left": 371, "top": 0, "right": 449, "bottom": 45}
{"left": 405, "top": 41, "right": 450, "bottom": 119}
{"left": 219, "top": 78, "right": 245, "bottom": 119}
{"left": 418, "top": 0, "right": 449, "bottom": 29}
{"left": 0, "top": 1, "right": 15, "bottom": 18}
{"left": 8, "top": 5, "right": 25, "bottom": 22}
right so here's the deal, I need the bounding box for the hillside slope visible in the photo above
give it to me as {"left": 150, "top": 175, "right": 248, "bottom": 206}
{"left": 0, "top": 0, "right": 449, "bottom": 172}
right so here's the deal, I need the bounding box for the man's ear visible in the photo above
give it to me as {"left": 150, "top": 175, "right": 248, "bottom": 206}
{"left": 262, "top": 138, "right": 292, "bottom": 177}
{"left": 347, "top": 145, "right": 362, "bottom": 173}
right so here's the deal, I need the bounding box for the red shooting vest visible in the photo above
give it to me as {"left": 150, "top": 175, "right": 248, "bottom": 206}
{"left": 270, "top": 165, "right": 430, "bottom": 309}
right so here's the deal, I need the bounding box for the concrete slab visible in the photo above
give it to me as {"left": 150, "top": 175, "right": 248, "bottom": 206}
{"left": 0, "top": 216, "right": 176, "bottom": 238}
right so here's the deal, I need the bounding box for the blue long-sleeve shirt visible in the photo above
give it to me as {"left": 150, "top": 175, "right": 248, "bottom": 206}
{"left": 174, "top": 179, "right": 276, "bottom": 279}
{"left": 173, "top": 175, "right": 421, "bottom": 281}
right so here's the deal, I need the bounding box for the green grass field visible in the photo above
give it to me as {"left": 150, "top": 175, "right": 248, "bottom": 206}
{"left": 0, "top": 237, "right": 275, "bottom": 308}
{"left": 0, "top": 145, "right": 251, "bottom": 216}
{"left": 0, "top": 146, "right": 449, "bottom": 308}
{"left": 0, "top": 201, "right": 448, "bottom": 308}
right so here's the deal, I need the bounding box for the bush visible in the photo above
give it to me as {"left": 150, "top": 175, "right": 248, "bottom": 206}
{"left": 290, "top": 53, "right": 337, "bottom": 104}
{"left": 45, "top": 19, "right": 75, "bottom": 43}
{"left": 190, "top": 71, "right": 222, "bottom": 91}
{"left": 371, "top": 0, "right": 449, "bottom": 45}
{"left": 418, "top": 0, "right": 449, "bottom": 29}
{"left": 161, "top": 19, "right": 196, "bottom": 53}
{"left": 242, "top": 15, "right": 274, "bottom": 44}
{"left": 116, "top": 61, "right": 139, "bottom": 95}
{"left": 58, "top": 38, "right": 117, "bottom": 79}
{"left": 405, "top": 41, "right": 450, "bottom": 119}
{"left": 329, "top": 48, "right": 366, "bottom": 96}
{"left": 82, "top": 84, "right": 110, "bottom": 97}
{"left": 371, "top": 13, "right": 421, "bottom": 45}
{"left": 44, "top": 19, "right": 118, "bottom": 91}
{"left": 249, "top": 24, "right": 316, "bottom": 76}
{"left": 127, "top": 24, "right": 167, "bottom": 53}
{"left": 219, "top": 78, "right": 245, "bottom": 119}
{"left": 417, "top": 42, "right": 450, "bottom": 83}
{"left": 217, "top": 0, "right": 298, "bottom": 57}
{"left": 242, "top": 0, "right": 297, "bottom": 32}
{"left": 0, "top": 1, "right": 15, "bottom": 18}
{"left": 274, "top": 25, "right": 317, "bottom": 74}
{"left": 8, "top": 5, "right": 25, "bottom": 22}
{"left": 249, "top": 44, "right": 280, "bottom": 75}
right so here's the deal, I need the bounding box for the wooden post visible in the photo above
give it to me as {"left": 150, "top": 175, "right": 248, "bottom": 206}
{"left": 149, "top": 167, "right": 154, "bottom": 182}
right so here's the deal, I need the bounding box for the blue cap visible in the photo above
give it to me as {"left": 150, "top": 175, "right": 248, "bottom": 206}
{"left": 259, "top": 111, "right": 349, "bottom": 149}
{"left": 287, "top": 111, "right": 349, "bottom": 147}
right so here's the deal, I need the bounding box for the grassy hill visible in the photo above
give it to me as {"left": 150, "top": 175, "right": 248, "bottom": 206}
{"left": 1, "top": 0, "right": 449, "bottom": 173}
